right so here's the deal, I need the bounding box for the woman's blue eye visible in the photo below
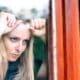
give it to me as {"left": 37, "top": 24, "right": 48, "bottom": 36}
{"left": 9, "top": 37, "right": 18, "bottom": 42}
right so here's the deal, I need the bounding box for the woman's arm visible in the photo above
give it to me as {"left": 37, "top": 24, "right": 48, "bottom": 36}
{"left": 30, "top": 18, "right": 46, "bottom": 42}
{"left": 0, "top": 12, "right": 16, "bottom": 37}
{"left": 37, "top": 62, "right": 47, "bottom": 78}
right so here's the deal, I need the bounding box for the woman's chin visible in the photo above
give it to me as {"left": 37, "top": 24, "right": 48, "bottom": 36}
{"left": 8, "top": 55, "right": 19, "bottom": 62}
{"left": 8, "top": 58, "right": 18, "bottom": 62}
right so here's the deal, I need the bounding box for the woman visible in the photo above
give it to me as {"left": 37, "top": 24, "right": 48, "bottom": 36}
{"left": 0, "top": 12, "right": 46, "bottom": 80}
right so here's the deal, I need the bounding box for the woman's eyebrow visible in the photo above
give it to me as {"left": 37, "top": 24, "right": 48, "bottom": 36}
{"left": 6, "top": 34, "right": 19, "bottom": 39}
{"left": 7, "top": 34, "right": 30, "bottom": 40}
{"left": 7, "top": 36, "right": 20, "bottom": 40}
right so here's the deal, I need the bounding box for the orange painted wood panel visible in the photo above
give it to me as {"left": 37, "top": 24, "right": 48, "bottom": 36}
{"left": 49, "top": 0, "right": 80, "bottom": 80}
{"left": 55, "top": 0, "right": 65, "bottom": 80}
{"left": 64, "top": 0, "right": 80, "bottom": 80}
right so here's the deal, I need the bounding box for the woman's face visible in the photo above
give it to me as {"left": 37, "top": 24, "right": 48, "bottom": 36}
{"left": 3, "top": 23, "right": 31, "bottom": 62}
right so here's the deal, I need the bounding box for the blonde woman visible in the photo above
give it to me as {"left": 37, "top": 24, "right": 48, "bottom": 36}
{"left": 0, "top": 12, "right": 46, "bottom": 80}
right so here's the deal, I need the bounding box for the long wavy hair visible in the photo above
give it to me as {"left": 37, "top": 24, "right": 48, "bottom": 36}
{"left": 0, "top": 22, "right": 34, "bottom": 80}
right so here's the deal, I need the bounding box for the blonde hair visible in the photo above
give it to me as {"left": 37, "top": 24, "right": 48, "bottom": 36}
{"left": 0, "top": 33, "right": 34, "bottom": 80}
{"left": 14, "top": 38, "right": 34, "bottom": 80}
{"left": 0, "top": 37, "right": 8, "bottom": 80}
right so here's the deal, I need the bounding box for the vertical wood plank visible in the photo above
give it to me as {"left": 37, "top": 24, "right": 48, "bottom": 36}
{"left": 64, "top": 0, "right": 80, "bottom": 80}
{"left": 55, "top": 0, "right": 65, "bottom": 80}
{"left": 48, "top": 0, "right": 54, "bottom": 80}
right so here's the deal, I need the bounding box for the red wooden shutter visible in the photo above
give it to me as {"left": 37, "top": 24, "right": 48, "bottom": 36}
{"left": 64, "top": 0, "right": 80, "bottom": 80}
{"left": 48, "top": 0, "right": 80, "bottom": 80}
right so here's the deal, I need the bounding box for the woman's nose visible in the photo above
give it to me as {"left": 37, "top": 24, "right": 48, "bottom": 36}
{"left": 16, "top": 42, "right": 24, "bottom": 53}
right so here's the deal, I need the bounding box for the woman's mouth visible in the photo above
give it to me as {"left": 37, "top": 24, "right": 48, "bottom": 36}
{"left": 12, "top": 53, "right": 19, "bottom": 56}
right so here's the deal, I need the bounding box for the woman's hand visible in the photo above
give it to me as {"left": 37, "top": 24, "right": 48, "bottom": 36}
{"left": 0, "top": 12, "right": 16, "bottom": 34}
{"left": 30, "top": 18, "right": 46, "bottom": 42}
{"left": 30, "top": 18, "right": 46, "bottom": 41}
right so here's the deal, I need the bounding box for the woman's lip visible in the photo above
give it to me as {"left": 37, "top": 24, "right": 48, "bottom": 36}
{"left": 11, "top": 54, "right": 19, "bottom": 58}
